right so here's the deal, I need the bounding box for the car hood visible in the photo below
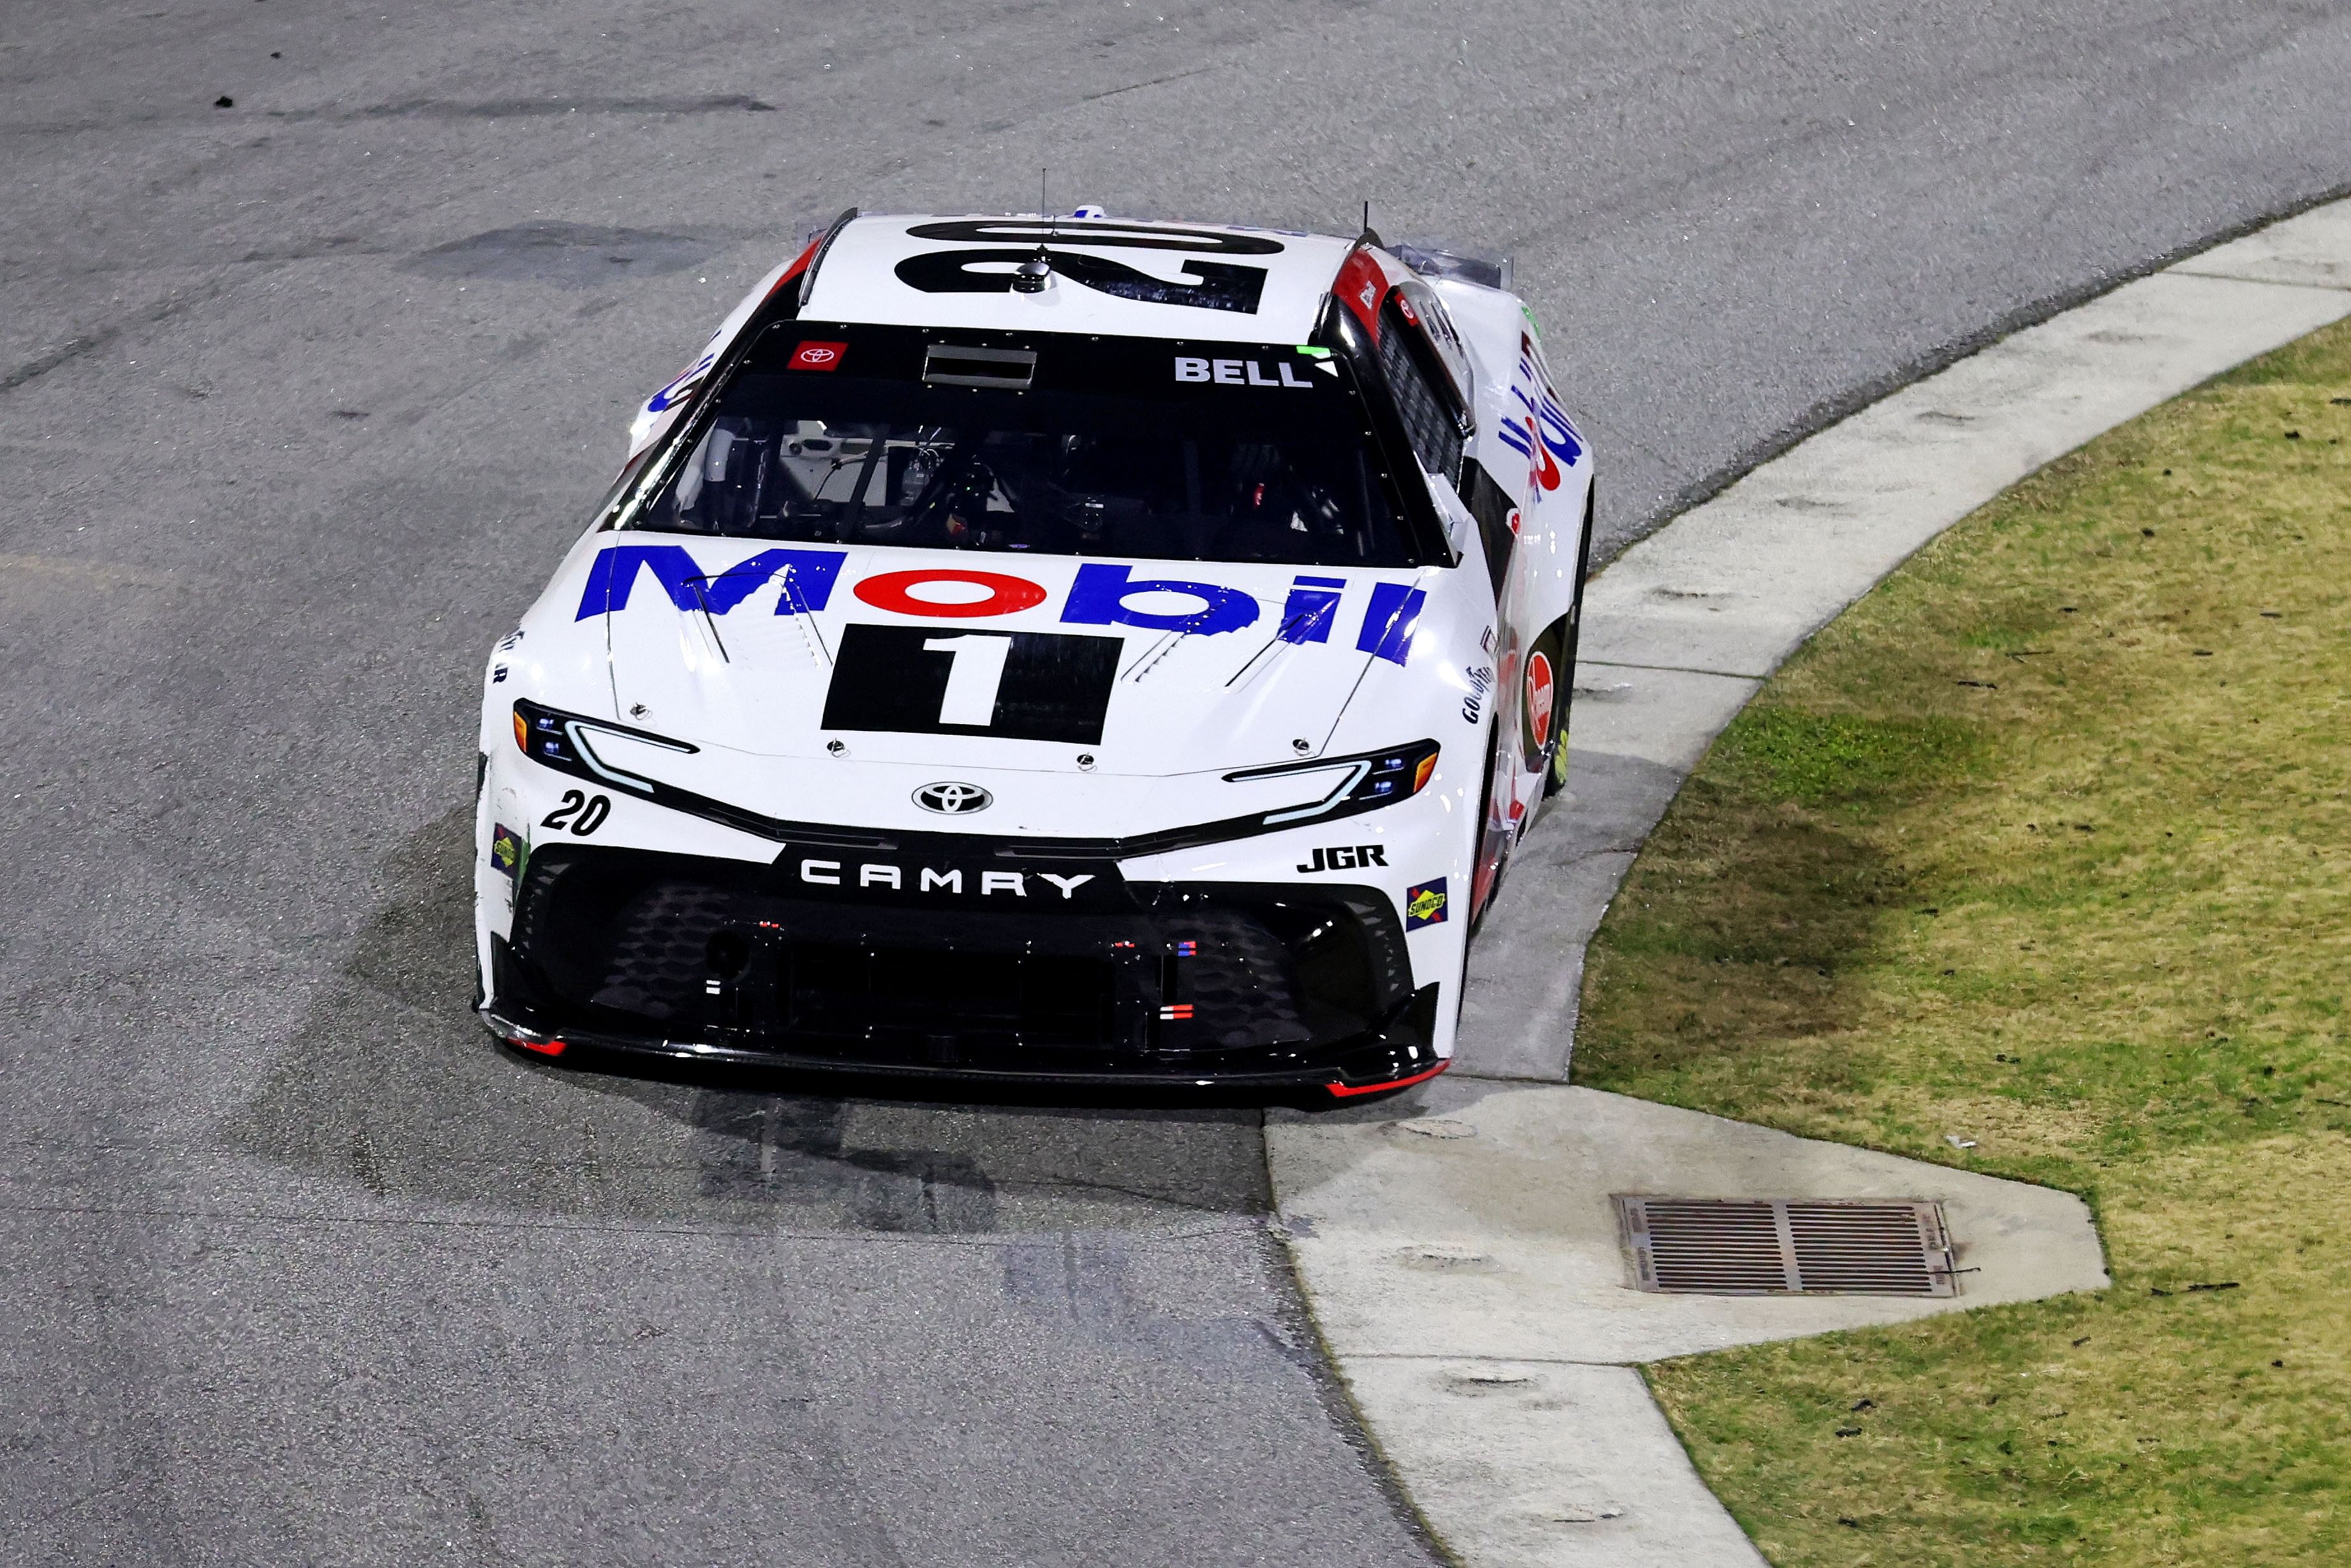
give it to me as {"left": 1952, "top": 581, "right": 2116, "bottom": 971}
{"left": 577, "top": 536, "right": 1434, "bottom": 778}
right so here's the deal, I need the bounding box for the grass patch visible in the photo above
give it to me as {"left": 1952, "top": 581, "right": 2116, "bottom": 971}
{"left": 1575, "top": 317, "right": 2351, "bottom": 1564}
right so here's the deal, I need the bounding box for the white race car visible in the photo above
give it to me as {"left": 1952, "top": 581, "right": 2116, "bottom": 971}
{"left": 476, "top": 209, "right": 1593, "bottom": 1097}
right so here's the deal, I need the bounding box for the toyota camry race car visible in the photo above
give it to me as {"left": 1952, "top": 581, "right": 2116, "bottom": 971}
{"left": 475, "top": 209, "right": 1594, "bottom": 1097}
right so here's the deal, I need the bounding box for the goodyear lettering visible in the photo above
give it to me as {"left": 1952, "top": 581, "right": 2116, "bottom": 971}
{"left": 1462, "top": 663, "right": 1494, "bottom": 725}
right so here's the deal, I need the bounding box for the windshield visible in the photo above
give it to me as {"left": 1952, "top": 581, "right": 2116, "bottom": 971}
{"left": 627, "top": 322, "right": 1426, "bottom": 566}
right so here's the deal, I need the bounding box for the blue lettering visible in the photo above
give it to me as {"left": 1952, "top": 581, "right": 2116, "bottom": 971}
{"left": 1537, "top": 392, "right": 1584, "bottom": 464}
{"left": 1061, "top": 563, "right": 1258, "bottom": 636}
{"left": 644, "top": 352, "right": 716, "bottom": 415}
{"left": 1279, "top": 576, "right": 1346, "bottom": 644}
{"left": 577, "top": 544, "right": 846, "bottom": 619}
{"left": 702, "top": 548, "right": 845, "bottom": 614}
{"left": 575, "top": 544, "right": 705, "bottom": 619}
{"left": 1357, "top": 582, "right": 1426, "bottom": 665}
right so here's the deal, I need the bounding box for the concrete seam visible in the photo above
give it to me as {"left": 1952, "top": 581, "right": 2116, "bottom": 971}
{"left": 1576, "top": 658, "right": 1771, "bottom": 680}
{"left": 2165, "top": 267, "right": 2351, "bottom": 293}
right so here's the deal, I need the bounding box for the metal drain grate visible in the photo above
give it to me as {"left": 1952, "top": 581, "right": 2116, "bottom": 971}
{"left": 1615, "top": 1197, "right": 1958, "bottom": 1297}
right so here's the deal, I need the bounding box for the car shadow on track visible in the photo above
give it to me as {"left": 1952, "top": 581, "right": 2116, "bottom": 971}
{"left": 221, "top": 803, "right": 1284, "bottom": 1236}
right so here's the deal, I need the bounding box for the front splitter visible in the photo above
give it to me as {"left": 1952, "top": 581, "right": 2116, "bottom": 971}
{"left": 480, "top": 1003, "right": 1449, "bottom": 1100}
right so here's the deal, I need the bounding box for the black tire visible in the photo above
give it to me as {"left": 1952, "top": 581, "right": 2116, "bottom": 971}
{"left": 1542, "top": 481, "right": 1596, "bottom": 797}
{"left": 1465, "top": 714, "right": 1506, "bottom": 937}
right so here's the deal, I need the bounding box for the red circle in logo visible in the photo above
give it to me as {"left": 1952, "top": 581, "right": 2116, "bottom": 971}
{"left": 1525, "top": 651, "right": 1556, "bottom": 748}
{"left": 853, "top": 568, "right": 1048, "bottom": 619}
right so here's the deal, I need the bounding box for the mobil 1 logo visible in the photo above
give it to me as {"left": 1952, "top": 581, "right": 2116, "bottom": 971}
{"left": 821, "top": 625, "right": 1122, "bottom": 744}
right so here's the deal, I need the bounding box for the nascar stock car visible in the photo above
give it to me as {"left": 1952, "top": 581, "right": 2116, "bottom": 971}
{"left": 475, "top": 209, "right": 1594, "bottom": 1096}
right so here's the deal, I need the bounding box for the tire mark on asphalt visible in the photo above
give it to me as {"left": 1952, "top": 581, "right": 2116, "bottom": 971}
{"left": 269, "top": 95, "right": 778, "bottom": 123}
{"left": 0, "top": 279, "right": 230, "bottom": 396}
{"left": 3, "top": 96, "right": 780, "bottom": 137}
{"left": 1080, "top": 65, "right": 1213, "bottom": 102}
{"left": 688, "top": 1093, "right": 1000, "bottom": 1234}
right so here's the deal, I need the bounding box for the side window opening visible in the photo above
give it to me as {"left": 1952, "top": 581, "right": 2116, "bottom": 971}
{"left": 1376, "top": 299, "right": 1467, "bottom": 491}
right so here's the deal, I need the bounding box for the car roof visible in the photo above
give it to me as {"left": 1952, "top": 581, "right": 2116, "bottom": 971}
{"left": 799, "top": 213, "right": 1361, "bottom": 344}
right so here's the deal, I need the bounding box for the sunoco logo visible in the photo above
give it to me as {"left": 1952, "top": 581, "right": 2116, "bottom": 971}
{"left": 914, "top": 781, "right": 991, "bottom": 815}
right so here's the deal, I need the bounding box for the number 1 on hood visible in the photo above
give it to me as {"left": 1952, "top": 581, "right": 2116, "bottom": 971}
{"left": 925, "top": 634, "right": 1014, "bottom": 727}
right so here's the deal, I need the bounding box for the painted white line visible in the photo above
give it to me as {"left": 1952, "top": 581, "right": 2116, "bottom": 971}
{"left": 1272, "top": 196, "right": 2351, "bottom": 1568}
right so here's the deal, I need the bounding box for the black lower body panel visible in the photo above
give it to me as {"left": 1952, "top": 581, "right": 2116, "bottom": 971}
{"left": 487, "top": 844, "right": 1444, "bottom": 1091}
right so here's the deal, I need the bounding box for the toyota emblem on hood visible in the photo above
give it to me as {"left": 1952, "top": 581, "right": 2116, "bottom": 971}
{"left": 914, "top": 781, "right": 992, "bottom": 815}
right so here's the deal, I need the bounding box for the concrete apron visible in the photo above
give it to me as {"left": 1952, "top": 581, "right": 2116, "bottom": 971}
{"left": 1267, "top": 198, "right": 2351, "bottom": 1567}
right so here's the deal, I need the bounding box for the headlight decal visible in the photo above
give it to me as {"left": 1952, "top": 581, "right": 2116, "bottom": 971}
{"left": 512, "top": 700, "right": 698, "bottom": 795}
{"left": 1226, "top": 740, "right": 1441, "bottom": 831}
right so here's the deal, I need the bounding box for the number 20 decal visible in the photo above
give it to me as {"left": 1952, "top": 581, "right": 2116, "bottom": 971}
{"left": 542, "top": 790, "right": 609, "bottom": 836}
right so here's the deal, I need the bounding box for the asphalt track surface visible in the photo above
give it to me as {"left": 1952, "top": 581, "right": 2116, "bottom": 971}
{"left": 4, "top": 3, "right": 2348, "bottom": 1563}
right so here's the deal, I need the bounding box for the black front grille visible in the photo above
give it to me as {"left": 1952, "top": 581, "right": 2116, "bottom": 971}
{"left": 782, "top": 943, "right": 1115, "bottom": 1047}
{"left": 496, "top": 844, "right": 1420, "bottom": 1077}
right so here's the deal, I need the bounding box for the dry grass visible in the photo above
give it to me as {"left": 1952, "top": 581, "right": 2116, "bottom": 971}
{"left": 1575, "top": 318, "right": 2351, "bottom": 1563}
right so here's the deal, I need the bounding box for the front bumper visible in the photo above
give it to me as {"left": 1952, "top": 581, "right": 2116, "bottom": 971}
{"left": 483, "top": 841, "right": 1448, "bottom": 1095}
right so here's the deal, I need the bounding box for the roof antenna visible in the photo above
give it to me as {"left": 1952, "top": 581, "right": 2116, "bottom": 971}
{"left": 1358, "top": 199, "right": 1382, "bottom": 248}
{"left": 1017, "top": 166, "right": 1055, "bottom": 293}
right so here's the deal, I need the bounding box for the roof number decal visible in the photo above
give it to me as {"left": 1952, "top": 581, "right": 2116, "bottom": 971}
{"left": 903, "top": 219, "right": 1283, "bottom": 256}
{"left": 896, "top": 249, "right": 1270, "bottom": 314}
{"left": 898, "top": 214, "right": 1282, "bottom": 315}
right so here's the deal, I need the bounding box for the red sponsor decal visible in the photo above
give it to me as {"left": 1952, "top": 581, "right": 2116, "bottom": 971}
{"left": 1525, "top": 651, "right": 1555, "bottom": 748}
{"left": 764, "top": 235, "right": 824, "bottom": 298}
{"left": 853, "top": 568, "right": 1048, "bottom": 619}
{"left": 789, "top": 339, "right": 849, "bottom": 371}
{"left": 1529, "top": 418, "right": 1562, "bottom": 491}
{"left": 1333, "top": 250, "right": 1386, "bottom": 336}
